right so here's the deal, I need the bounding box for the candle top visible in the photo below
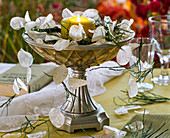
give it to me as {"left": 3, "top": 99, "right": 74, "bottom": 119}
{"left": 69, "top": 16, "right": 90, "bottom": 24}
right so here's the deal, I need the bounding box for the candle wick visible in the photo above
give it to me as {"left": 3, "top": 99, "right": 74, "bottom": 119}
{"left": 77, "top": 14, "right": 80, "bottom": 22}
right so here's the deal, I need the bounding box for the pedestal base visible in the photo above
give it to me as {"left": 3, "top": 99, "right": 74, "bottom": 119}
{"left": 57, "top": 104, "right": 109, "bottom": 133}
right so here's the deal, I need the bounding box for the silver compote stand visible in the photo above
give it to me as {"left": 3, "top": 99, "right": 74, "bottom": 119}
{"left": 23, "top": 33, "right": 133, "bottom": 133}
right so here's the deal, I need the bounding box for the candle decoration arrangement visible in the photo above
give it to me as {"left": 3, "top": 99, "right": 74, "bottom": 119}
{"left": 10, "top": 8, "right": 135, "bottom": 49}
{"left": 10, "top": 8, "right": 135, "bottom": 133}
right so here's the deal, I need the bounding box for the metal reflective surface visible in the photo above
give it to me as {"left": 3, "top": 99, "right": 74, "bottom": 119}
{"left": 23, "top": 33, "right": 133, "bottom": 133}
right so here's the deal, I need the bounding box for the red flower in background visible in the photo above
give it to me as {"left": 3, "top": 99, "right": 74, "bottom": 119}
{"left": 148, "top": 1, "right": 160, "bottom": 12}
{"left": 51, "top": 3, "right": 62, "bottom": 21}
{"left": 37, "top": 5, "right": 44, "bottom": 12}
{"left": 136, "top": 4, "right": 149, "bottom": 20}
{"left": 140, "top": 25, "right": 149, "bottom": 37}
{"left": 52, "top": 3, "right": 62, "bottom": 12}
{"left": 97, "top": 2, "right": 130, "bottom": 21}
{"left": 102, "top": 6, "right": 130, "bottom": 21}
{"left": 130, "top": 0, "right": 144, "bottom": 5}
{"left": 159, "top": 0, "right": 170, "bottom": 15}
{"left": 96, "top": 0, "right": 169, "bottom": 38}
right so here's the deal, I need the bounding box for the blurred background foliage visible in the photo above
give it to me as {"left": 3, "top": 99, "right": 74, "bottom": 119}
{"left": 0, "top": 0, "right": 97, "bottom": 63}
{"left": 0, "top": 0, "right": 169, "bottom": 63}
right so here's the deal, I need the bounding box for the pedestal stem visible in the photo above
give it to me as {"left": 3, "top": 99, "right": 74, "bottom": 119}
{"left": 60, "top": 68, "right": 98, "bottom": 116}
{"left": 58, "top": 68, "right": 109, "bottom": 133}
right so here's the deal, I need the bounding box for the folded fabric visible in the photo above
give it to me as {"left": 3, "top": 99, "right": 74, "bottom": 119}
{"left": 0, "top": 61, "right": 123, "bottom": 132}
{"left": 87, "top": 61, "right": 123, "bottom": 96}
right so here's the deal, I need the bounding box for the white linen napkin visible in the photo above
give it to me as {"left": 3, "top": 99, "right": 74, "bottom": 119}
{"left": 0, "top": 61, "right": 123, "bottom": 132}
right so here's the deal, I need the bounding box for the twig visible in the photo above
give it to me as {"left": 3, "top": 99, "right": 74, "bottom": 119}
{"left": 0, "top": 94, "right": 16, "bottom": 116}
{"left": 126, "top": 110, "right": 168, "bottom": 138}
{"left": 113, "top": 90, "right": 170, "bottom": 106}
{"left": 80, "top": 126, "right": 95, "bottom": 138}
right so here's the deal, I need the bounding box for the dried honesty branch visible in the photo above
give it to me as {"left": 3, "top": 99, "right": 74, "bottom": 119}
{"left": 115, "top": 106, "right": 128, "bottom": 115}
{"left": 134, "top": 110, "right": 151, "bottom": 114}
{"left": 11, "top": 8, "right": 135, "bottom": 47}
{"left": 0, "top": 115, "right": 39, "bottom": 133}
{"left": 130, "top": 55, "right": 144, "bottom": 72}
{"left": 62, "top": 8, "right": 75, "bottom": 18}
{"left": 104, "top": 16, "right": 117, "bottom": 36}
{"left": 13, "top": 78, "right": 27, "bottom": 95}
{"left": 24, "top": 11, "right": 31, "bottom": 22}
{"left": 91, "top": 26, "right": 105, "bottom": 42}
{"left": 27, "top": 31, "right": 47, "bottom": 41}
{"left": 17, "top": 49, "right": 33, "bottom": 68}
{"left": 125, "top": 121, "right": 143, "bottom": 132}
{"left": 35, "top": 16, "right": 56, "bottom": 29}
{"left": 68, "top": 78, "right": 88, "bottom": 90}
{"left": 114, "top": 105, "right": 141, "bottom": 115}
{"left": 69, "top": 23, "right": 85, "bottom": 41}
{"left": 73, "top": 11, "right": 83, "bottom": 16}
{"left": 10, "top": 11, "right": 31, "bottom": 30}
{"left": 69, "top": 41, "right": 79, "bottom": 46}
{"left": 90, "top": 39, "right": 106, "bottom": 46}
{"left": 10, "top": 10, "right": 57, "bottom": 31}
{"left": 35, "top": 38, "right": 44, "bottom": 44}
{"left": 53, "top": 64, "right": 68, "bottom": 85}
{"left": 2, "top": 133, "right": 22, "bottom": 138}
{"left": 40, "top": 13, "right": 53, "bottom": 28}
{"left": 103, "top": 125, "right": 127, "bottom": 138}
{"left": 116, "top": 45, "right": 132, "bottom": 66}
{"left": 108, "top": 20, "right": 117, "bottom": 37}
{"left": 118, "top": 19, "right": 135, "bottom": 39}
{"left": 119, "top": 19, "right": 134, "bottom": 31}
{"left": 123, "top": 111, "right": 169, "bottom": 137}
{"left": 114, "top": 90, "right": 170, "bottom": 106}
{"left": 45, "top": 35, "right": 61, "bottom": 42}
{"left": 10, "top": 17, "right": 26, "bottom": 30}
{"left": 128, "top": 77, "right": 138, "bottom": 98}
{"left": 54, "top": 39, "right": 70, "bottom": 51}
{"left": 81, "top": 9, "right": 99, "bottom": 20}
{"left": 16, "top": 78, "right": 27, "bottom": 92}
{"left": 49, "top": 108, "right": 72, "bottom": 129}
{"left": 62, "top": 8, "right": 100, "bottom": 22}
{"left": 13, "top": 79, "right": 20, "bottom": 95}
{"left": 49, "top": 108, "right": 65, "bottom": 128}
{"left": 25, "top": 21, "right": 36, "bottom": 32}
{"left": 26, "top": 67, "right": 31, "bottom": 84}
{"left": 27, "top": 131, "right": 47, "bottom": 138}
{"left": 17, "top": 49, "right": 33, "bottom": 84}
{"left": 125, "top": 105, "right": 142, "bottom": 110}
{"left": 128, "top": 43, "right": 140, "bottom": 50}
{"left": 104, "top": 16, "right": 113, "bottom": 25}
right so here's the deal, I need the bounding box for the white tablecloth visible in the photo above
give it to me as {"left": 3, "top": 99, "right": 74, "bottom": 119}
{"left": 0, "top": 61, "right": 123, "bottom": 132}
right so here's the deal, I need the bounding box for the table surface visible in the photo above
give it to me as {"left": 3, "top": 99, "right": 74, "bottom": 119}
{"left": 0, "top": 69, "right": 170, "bottom": 138}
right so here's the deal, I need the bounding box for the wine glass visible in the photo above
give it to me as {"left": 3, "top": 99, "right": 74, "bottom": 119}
{"left": 149, "top": 15, "right": 170, "bottom": 85}
{"left": 130, "top": 37, "right": 156, "bottom": 92}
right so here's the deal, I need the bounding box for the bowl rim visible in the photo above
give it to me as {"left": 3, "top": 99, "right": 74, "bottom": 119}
{"left": 22, "top": 32, "right": 135, "bottom": 50}
{"left": 148, "top": 15, "right": 170, "bottom": 23}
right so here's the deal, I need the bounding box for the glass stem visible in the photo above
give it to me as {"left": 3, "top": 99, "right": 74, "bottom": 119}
{"left": 160, "top": 55, "right": 169, "bottom": 77}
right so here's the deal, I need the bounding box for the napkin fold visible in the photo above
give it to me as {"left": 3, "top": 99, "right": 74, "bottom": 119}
{"left": 0, "top": 61, "right": 123, "bottom": 132}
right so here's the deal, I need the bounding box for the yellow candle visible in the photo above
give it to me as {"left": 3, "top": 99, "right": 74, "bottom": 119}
{"left": 61, "top": 15, "right": 95, "bottom": 40}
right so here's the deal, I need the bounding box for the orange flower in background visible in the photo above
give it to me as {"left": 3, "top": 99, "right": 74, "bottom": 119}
{"left": 96, "top": 0, "right": 170, "bottom": 37}
{"left": 97, "top": 0, "right": 131, "bottom": 21}
{"left": 97, "top": 0, "right": 145, "bottom": 36}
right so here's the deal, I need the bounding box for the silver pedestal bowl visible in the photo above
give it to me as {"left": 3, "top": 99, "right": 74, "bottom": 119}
{"left": 23, "top": 33, "right": 133, "bottom": 133}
